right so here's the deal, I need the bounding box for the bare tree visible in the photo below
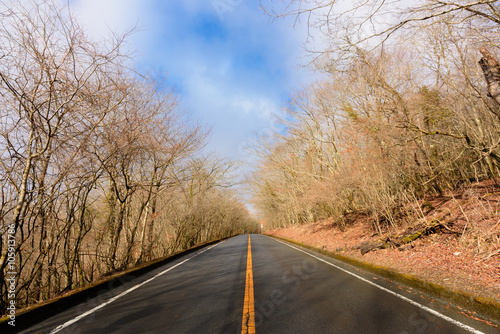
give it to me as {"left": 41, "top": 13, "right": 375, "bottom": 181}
{"left": 479, "top": 46, "right": 500, "bottom": 112}
{"left": 0, "top": 0, "right": 254, "bottom": 314}
{"left": 0, "top": 0, "right": 130, "bottom": 310}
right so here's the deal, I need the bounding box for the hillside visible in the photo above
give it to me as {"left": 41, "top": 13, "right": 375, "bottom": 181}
{"left": 266, "top": 179, "right": 500, "bottom": 326}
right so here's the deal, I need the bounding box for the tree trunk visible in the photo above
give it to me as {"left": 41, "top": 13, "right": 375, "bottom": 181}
{"left": 479, "top": 47, "right": 500, "bottom": 117}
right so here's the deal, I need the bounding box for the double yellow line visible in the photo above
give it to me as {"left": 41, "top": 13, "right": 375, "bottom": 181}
{"left": 241, "top": 235, "right": 256, "bottom": 334}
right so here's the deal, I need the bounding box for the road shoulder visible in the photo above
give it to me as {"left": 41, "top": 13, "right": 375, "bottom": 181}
{"left": 265, "top": 233, "right": 500, "bottom": 331}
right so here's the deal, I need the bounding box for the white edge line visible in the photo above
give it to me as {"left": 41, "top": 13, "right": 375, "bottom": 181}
{"left": 271, "top": 238, "right": 485, "bottom": 334}
{"left": 49, "top": 242, "right": 222, "bottom": 333}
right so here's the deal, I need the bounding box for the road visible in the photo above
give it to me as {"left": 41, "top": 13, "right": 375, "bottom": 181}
{"left": 19, "top": 234, "right": 497, "bottom": 333}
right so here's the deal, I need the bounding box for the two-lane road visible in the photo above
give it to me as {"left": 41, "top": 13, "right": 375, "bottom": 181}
{"left": 20, "top": 234, "right": 497, "bottom": 333}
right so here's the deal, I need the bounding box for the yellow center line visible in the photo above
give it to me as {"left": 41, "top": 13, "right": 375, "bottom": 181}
{"left": 241, "top": 235, "right": 256, "bottom": 334}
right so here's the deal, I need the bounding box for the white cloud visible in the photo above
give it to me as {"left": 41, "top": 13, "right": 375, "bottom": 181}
{"left": 70, "top": 0, "right": 145, "bottom": 41}
{"left": 67, "top": 0, "right": 316, "bottom": 161}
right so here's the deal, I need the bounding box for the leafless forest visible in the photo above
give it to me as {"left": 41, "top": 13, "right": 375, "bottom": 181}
{"left": 251, "top": 0, "right": 500, "bottom": 233}
{"left": 3, "top": 0, "right": 500, "bottom": 317}
{"left": 0, "top": 0, "right": 256, "bottom": 314}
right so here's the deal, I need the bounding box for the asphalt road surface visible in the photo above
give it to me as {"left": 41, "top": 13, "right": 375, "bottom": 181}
{"left": 18, "top": 234, "right": 497, "bottom": 333}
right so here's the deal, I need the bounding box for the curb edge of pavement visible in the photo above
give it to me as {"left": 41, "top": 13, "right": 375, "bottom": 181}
{"left": 0, "top": 235, "right": 235, "bottom": 333}
{"left": 265, "top": 234, "right": 500, "bottom": 326}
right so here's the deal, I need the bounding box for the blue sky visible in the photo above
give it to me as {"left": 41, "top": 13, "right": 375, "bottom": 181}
{"left": 70, "top": 0, "right": 315, "bottom": 164}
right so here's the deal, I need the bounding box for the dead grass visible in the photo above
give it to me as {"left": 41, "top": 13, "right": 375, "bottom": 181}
{"left": 266, "top": 178, "right": 500, "bottom": 304}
